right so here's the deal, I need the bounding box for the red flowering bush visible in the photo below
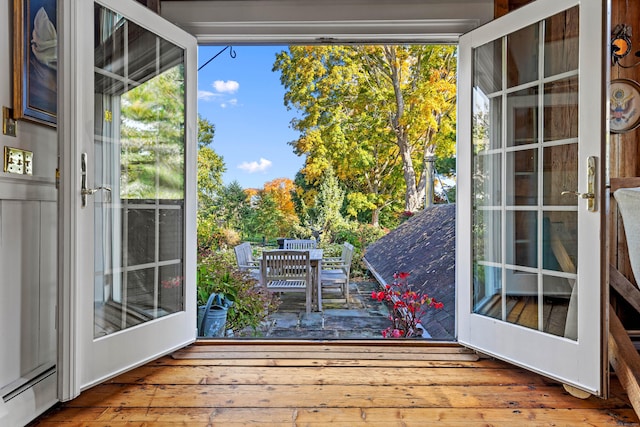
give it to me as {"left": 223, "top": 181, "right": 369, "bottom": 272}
{"left": 372, "top": 271, "right": 444, "bottom": 338}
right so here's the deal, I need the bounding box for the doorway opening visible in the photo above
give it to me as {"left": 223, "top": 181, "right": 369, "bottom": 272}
{"left": 195, "top": 44, "right": 458, "bottom": 340}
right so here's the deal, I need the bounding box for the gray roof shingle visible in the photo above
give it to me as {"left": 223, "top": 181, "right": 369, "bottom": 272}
{"left": 363, "top": 204, "right": 455, "bottom": 340}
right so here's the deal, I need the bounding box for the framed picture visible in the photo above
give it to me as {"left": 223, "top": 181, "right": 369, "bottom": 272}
{"left": 610, "top": 78, "right": 640, "bottom": 134}
{"left": 13, "top": 0, "right": 57, "bottom": 126}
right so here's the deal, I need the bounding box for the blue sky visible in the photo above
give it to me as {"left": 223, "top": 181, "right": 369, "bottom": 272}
{"left": 197, "top": 45, "right": 303, "bottom": 190}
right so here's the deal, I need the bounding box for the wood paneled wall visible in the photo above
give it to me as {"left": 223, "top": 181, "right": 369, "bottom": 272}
{"left": 135, "top": 0, "right": 160, "bottom": 13}
{"left": 610, "top": 0, "right": 640, "bottom": 291}
{"left": 494, "top": 0, "right": 532, "bottom": 18}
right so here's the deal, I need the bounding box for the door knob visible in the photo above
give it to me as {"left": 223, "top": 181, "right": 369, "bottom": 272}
{"left": 81, "top": 185, "right": 112, "bottom": 199}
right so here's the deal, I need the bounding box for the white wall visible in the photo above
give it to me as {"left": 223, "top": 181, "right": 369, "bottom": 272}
{"left": 0, "top": 0, "right": 58, "bottom": 424}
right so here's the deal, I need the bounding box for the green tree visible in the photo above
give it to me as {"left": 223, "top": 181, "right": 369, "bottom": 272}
{"left": 245, "top": 193, "right": 284, "bottom": 242}
{"left": 310, "top": 167, "right": 345, "bottom": 239}
{"left": 197, "top": 116, "right": 225, "bottom": 215}
{"left": 215, "top": 181, "right": 251, "bottom": 231}
{"left": 274, "top": 45, "right": 457, "bottom": 222}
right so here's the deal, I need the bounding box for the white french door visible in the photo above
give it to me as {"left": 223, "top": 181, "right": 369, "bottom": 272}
{"left": 58, "top": 0, "right": 197, "bottom": 400}
{"left": 457, "top": 0, "right": 607, "bottom": 395}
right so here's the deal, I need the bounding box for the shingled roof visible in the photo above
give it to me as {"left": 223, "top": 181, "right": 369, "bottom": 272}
{"left": 363, "top": 203, "right": 455, "bottom": 340}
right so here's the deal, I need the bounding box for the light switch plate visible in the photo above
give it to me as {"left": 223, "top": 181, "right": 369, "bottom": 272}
{"left": 3, "top": 107, "right": 16, "bottom": 137}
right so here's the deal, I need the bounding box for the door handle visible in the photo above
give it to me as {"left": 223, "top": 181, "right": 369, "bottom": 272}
{"left": 561, "top": 156, "right": 597, "bottom": 212}
{"left": 561, "top": 190, "right": 595, "bottom": 199}
{"left": 81, "top": 153, "right": 112, "bottom": 207}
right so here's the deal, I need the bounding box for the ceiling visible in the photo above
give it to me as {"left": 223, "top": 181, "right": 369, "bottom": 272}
{"left": 160, "top": 0, "right": 494, "bottom": 44}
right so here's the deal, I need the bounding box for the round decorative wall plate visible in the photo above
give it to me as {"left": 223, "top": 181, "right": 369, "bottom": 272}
{"left": 610, "top": 78, "right": 640, "bottom": 134}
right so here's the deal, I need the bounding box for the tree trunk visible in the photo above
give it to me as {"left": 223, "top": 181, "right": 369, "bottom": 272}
{"left": 371, "top": 207, "right": 380, "bottom": 227}
{"left": 399, "top": 138, "right": 421, "bottom": 212}
{"left": 385, "top": 46, "right": 422, "bottom": 213}
{"left": 424, "top": 156, "right": 435, "bottom": 208}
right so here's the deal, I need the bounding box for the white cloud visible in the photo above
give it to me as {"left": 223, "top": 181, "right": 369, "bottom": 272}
{"left": 198, "top": 90, "right": 219, "bottom": 101}
{"left": 220, "top": 98, "right": 239, "bottom": 109}
{"left": 213, "top": 80, "right": 239, "bottom": 93}
{"left": 238, "top": 158, "right": 272, "bottom": 173}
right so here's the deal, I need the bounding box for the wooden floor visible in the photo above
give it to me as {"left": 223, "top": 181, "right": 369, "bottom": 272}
{"left": 32, "top": 342, "right": 640, "bottom": 426}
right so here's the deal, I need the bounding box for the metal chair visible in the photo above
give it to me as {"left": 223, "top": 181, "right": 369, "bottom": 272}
{"left": 318, "top": 242, "right": 354, "bottom": 311}
{"left": 261, "top": 250, "right": 313, "bottom": 314}
{"left": 283, "top": 239, "right": 317, "bottom": 250}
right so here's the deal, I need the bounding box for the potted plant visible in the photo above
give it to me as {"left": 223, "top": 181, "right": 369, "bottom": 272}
{"left": 197, "top": 252, "right": 279, "bottom": 336}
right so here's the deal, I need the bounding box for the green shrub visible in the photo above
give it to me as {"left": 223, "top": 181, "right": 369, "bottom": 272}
{"left": 197, "top": 252, "right": 279, "bottom": 336}
{"left": 322, "top": 221, "right": 387, "bottom": 279}
{"left": 197, "top": 212, "right": 243, "bottom": 258}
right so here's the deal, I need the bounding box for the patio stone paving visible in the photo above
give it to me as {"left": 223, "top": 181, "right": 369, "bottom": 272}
{"left": 248, "top": 280, "right": 393, "bottom": 339}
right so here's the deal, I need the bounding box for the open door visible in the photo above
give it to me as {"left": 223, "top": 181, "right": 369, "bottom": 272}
{"left": 57, "top": 0, "right": 197, "bottom": 400}
{"left": 457, "top": 0, "right": 607, "bottom": 395}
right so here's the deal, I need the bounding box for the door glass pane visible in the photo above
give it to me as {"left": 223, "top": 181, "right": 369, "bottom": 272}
{"left": 507, "top": 23, "right": 539, "bottom": 88}
{"left": 471, "top": 6, "right": 579, "bottom": 341}
{"left": 543, "top": 77, "right": 578, "bottom": 142}
{"left": 543, "top": 144, "right": 578, "bottom": 206}
{"left": 506, "top": 211, "right": 538, "bottom": 268}
{"left": 473, "top": 265, "right": 502, "bottom": 319}
{"left": 474, "top": 153, "right": 502, "bottom": 205}
{"left": 507, "top": 149, "right": 538, "bottom": 206}
{"left": 544, "top": 6, "right": 579, "bottom": 77}
{"left": 542, "top": 275, "right": 575, "bottom": 338}
{"left": 473, "top": 210, "right": 501, "bottom": 263}
{"left": 473, "top": 93, "right": 502, "bottom": 151}
{"left": 93, "top": 5, "right": 186, "bottom": 338}
{"left": 507, "top": 86, "right": 538, "bottom": 147}
{"left": 474, "top": 39, "right": 502, "bottom": 95}
{"left": 542, "top": 211, "right": 577, "bottom": 273}
{"left": 505, "top": 269, "right": 538, "bottom": 330}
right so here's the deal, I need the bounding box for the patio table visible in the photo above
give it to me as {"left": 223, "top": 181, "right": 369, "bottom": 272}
{"left": 306, "top": 249, "right": 323, "bottom": 311}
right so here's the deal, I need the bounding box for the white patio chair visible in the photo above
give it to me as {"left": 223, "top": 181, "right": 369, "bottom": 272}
{"left": 283, "top": 239, "right": 317, "bottom": 250}
{"left": 234, "top": 242, "right": 260, "bottom": 281}
{"left": 318, "top": 242, "right": 354, "bottom": 311}
{"left": 261, "top": 250, "right": 313, "bottom": 314}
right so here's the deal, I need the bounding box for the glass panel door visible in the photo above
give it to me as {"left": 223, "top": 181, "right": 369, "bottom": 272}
{"left": 58, "top": 0, "right": 197, "bottom": 399}
{"left": 472, "top": 8, "right": 579, "bottom": 338}
{"left": 93, "top": 5, "right": 187, "bottom": 337}
{"left": 457, "top": 0, "right": 605, "bottom": 395}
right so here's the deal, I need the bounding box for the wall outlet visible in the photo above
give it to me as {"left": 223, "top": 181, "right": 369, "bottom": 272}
{"left": 23, "top": 150, "right": 33, "bottom": 175}
{"left": 4, "top": 146, "right": 33, "bottom": 175}
{"left": 4, "top": 146, "right": 24, "bottom": 174}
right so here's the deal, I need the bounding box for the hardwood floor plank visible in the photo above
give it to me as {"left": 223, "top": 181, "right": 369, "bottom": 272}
{"left": 108, "top": 365, "right": 551, "bottom": 386}
{"left": 62, "top": 384, "right": 632, "bottom": 410}
{"left": 170, "top": 350, "right": 480, "bottom": 361}
{"left": 152, "top": 357, "right": 507, "bottom": 368}
{"left": 31, "top": 344, "right": 639, "bottom": 426}
{"left": 183, "top": 343, "right": 471, "bottom": 354}
{"left": 34, "top": 407, "right": 639, "bottom": 426}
